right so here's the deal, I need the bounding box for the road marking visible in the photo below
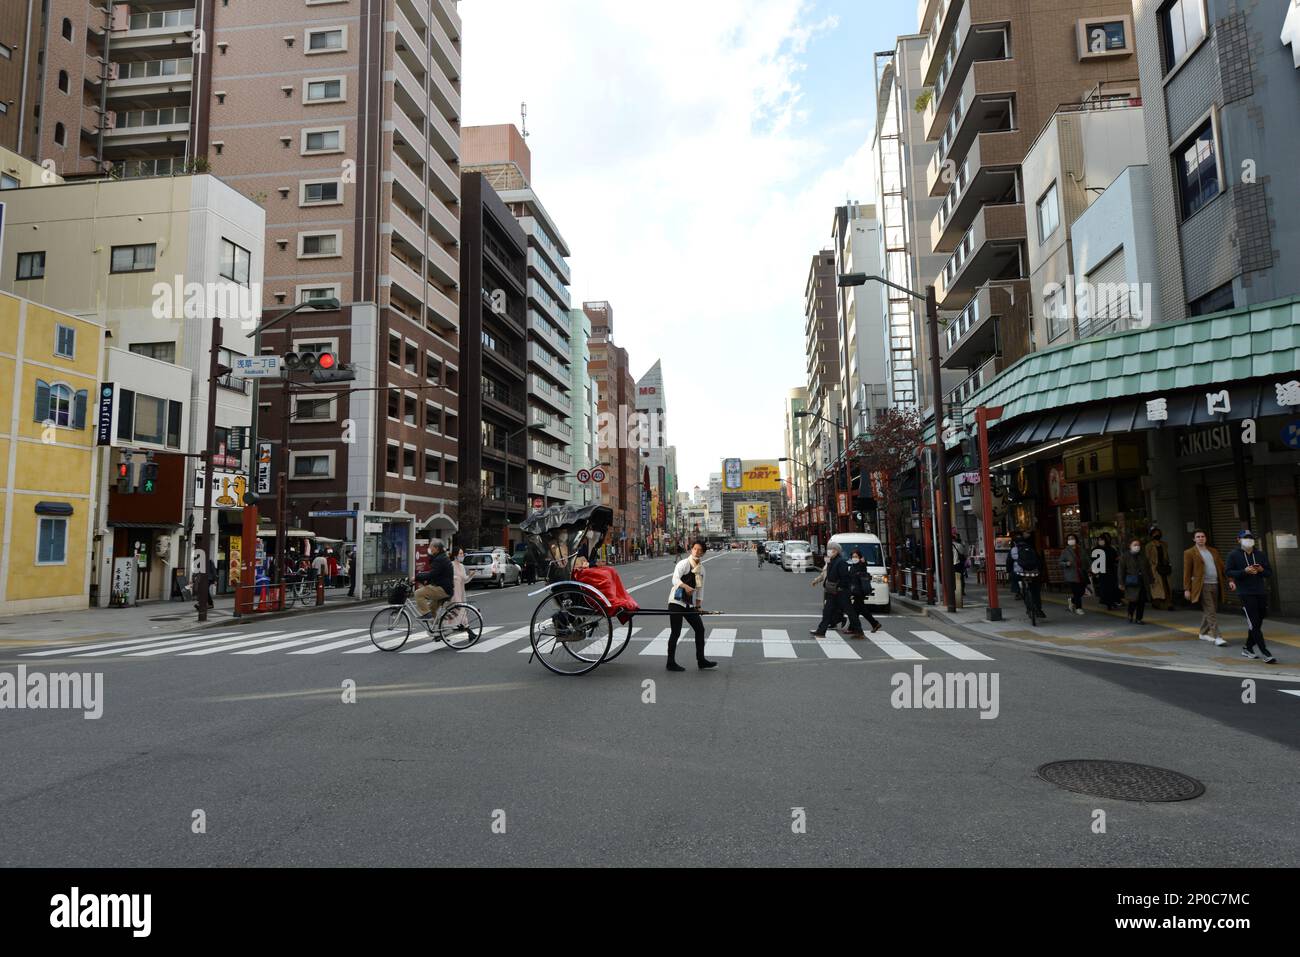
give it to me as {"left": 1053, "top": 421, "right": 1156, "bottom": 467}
{"left": 761, "top": 629, "right": 797, "bottom": 658}
{"left": 459, "top": 627, "right": 520, "bottom": 653}
{"left": 705, "top": 628, "right": 736, "bottom": 657}
{"left": 205, "top": 681, "right": 530, "bottom": 703}
{"left": 288, "top": 634, "right": 374, "bottom": 654}
{"left": 220, "top": 629, "right": 364, "bottom": 655}
{"left": 179, "top": 630, "right": 338, "bottom": 656}
{"left": 75, "top": 632, "right": 243, "bottom": 657}
{"left": 641, "top": 628, "right": 672, "bottom": 656}
{"left": 816, "top": 634, "right": 861, "bottom": 659}
{"left": 911, "top": 629, "right": 992, "bottom": 661}
{"left": 520, "top": 626, "right": 642, "bottom": 652}
{"left": 1281, "top": 690, "right": 1300, "bottom": 698}
{"left": 20, "top": 631, "right": 206, "bottom": 656}
{"left": 399, "top": 636, "right": 449, "bottom": 654}
{"left": 131, "top": 631, "right": 295, "bottom": 657}
{"left": 866, "top": 630, "right": 926, "bottom": 660}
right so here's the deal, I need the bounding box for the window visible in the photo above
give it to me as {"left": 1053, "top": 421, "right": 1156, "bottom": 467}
{"left": 386, "top": 443, "right": 399, "bottom": 475}
{"left": 403, "top": 393, "right": 417, "bottom": 427}
{"left": 132, "top": 394, "right": 167, "bottom": 444}
{"left": 1, "top": 171, "right": 19, "bottom": 187}
{"left": 424, "top": 452, "right": 441, "bottom": 484}
{"left": 426, "top": 352, "right": 442, "bottom": 384}
{"left": 299, "top": 232, "right": 340, "bottom": 257}
{"left": 113, "top": 389, "right": 181, "bottom": 447}
{"left": 0, "top": 43, "right": 12, "bottom": 59}
{"left": 17, "top": 251, "right": 45, "bottom": 280}
{"left": 1043, "top": 284, "right": 1070, "bottom": 341}
{"left": 55, "top": 324, "right": 75, "bottom": 358}
{"left": 304, "top": 77, "right": 345, "bottom": 102}
{"left": 297, "top": 285, "right": 340, "bottom": 304}
{"left": 300, "top": 180, "right": 340, "bottom": 205}
{"left": 1188, "top": 282, "right": 1235, "bottom": 317}
{"left": 402, "top": 447, "right": 416, "bottom": 480}
{"left": 293, "top": 395, "right": 335, "bottom": 422}
{"left": 58, "top": 69, "right": 69, "bottom": 92}
{"left": 219, "top": 239, "right": 251, "bottom": 285}
{"left": 404, "top": 341, "right": 417, "bottom": 374}
{"left": 388, "top": 335, "right": 402, "bottom": 366}
{"left": 291, "top": 452, "right": 333, "bottom": 478}
{"left": 425, "top": 401, "right": 440, "bottom": 434}
{"left": 62, "top": 18, "right": 73, "bottom": 41}
{"left": 47, "top": 383, "right": 73, "bottom": 426}
{"left": 54, "top": 122, "right": 66, "bottom": 146}
{"left": 217, "top": 348, "right": 247, "bottom": 392}
{"left": 302, "top": 128, "right": 343, "bottom": 154}
{"left": 1160, "top": 0, "right": 1206, "bottom": 72}
{"left": 1175, "top": 118, "right": 1220, "bottom": 220}
{"left": 110, "top": 243, "right": 157, "bottom": 273}
{"left": 305, "top": 27, "right": 347, "bottom": 52}
{"left": 35, "top": 381, "right": 87, "bottom": 429}
{"left": 387, "top": 389, "right": 401, "bottom": 421}
{"left": 129, "top": 341, "right": 176, "bottom": 363}
{"left": 1036, "top": 183, "right": 1060, "bottom": 243}
{"left": 37, "top": 518, "right": 67, "bottom": 565}
{"left": 0, "top": 104, "right": 7, "bottom": 118}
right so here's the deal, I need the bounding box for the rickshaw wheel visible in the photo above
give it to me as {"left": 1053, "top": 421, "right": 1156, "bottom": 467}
{"left": 529, "top": 589, "right": 612, "bottom": 676}
{"left": 602, "top": 619, "right": 635, "bottom": 661}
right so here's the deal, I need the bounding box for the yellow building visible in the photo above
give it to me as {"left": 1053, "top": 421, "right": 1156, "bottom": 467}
{"left": 0, "top": 291, "right": 104, "bottom": 614}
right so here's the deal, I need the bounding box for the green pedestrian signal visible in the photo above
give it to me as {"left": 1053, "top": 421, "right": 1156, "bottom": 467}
{"left": 139, "top": 461, "right": 159, "bottom": 494}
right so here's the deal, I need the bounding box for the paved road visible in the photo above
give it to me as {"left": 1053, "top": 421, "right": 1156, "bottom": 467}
{"left": 1, "top": 551, "right": 1296, "bottom": 866}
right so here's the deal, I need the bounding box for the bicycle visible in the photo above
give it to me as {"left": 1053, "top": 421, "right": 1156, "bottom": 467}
{"left": 369, "top": 582, "right": 484, "bottom": 652}
{"left": 283, "top": 575, "right": 315, "bottom": 607}
{"left": 1020, "top": 569, "right": 1041, "bottom": 627}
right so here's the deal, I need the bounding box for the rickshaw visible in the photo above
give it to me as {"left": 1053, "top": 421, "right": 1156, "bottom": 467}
{"left": 521, "top": 503, "right": 720, "bottom": 676}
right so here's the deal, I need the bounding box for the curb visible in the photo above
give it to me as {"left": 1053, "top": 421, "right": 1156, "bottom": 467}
{"left": 174, "top": 595, "right": 386, "bottom": 631}
{"left": 889, "top": 590, "right": 1300, "bottom": 682}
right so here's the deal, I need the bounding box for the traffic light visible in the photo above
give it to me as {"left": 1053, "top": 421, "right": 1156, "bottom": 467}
{"left": 960, "top": 434, "right": 976, "bottom": 471}
{"left": 116, "top": 460, "right": 135, "bottom": 495}
{"left": 139, "top": 461, "right": 159, "bottom": 494}
{"left": 311, "top": 360, "right": 356, "bottom": 384}
{"left": 283, "top": 350, "right": 323, "bottom": 372}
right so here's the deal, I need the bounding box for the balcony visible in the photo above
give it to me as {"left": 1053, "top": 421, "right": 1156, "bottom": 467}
{"left": 393, "top": 0, "right": 429, "bottom": 67}
{"left": 528, "top": 341, "right": 571, "bottom": 385}
{"left": 387, "top": 253, "right": 424, "bottom": 305}
{"left": 481, "top": 382, "right": 526, "bottom": 416}
{"left": 427, "top": 237, "right": 457, "bottom": 288}
{"left": 425, "top": 281, "right": 457, "bottom": 332}
{"left": 946, "top": 353, "right": 1006, "bottom": 407}
{"left": 426, "top": 191, "right": 459, "bottom": 245}
{"left": 482, "top": 334, "right": 524, "bottom": 374}
{"left": 934, "top": 203, "right": 1025, "bottom": 311}
{"left": 428, "top": 106, "right": 460, "bottom": 163}
{"left": 428, "top": 8, "right": 462, "bottom": 79}
{"left": 389, "top": 152, "right": 424, "bottom": 207}
{"left": 390, "top": 201, "right": 425, "bottom": 253}
{"left": 529, "top": 312, "right": 571, "bottom": 359}
{"left": 482, "top": 434, "right": 525, "bottom": 465}
{"left": 433, "top": 0, "right": 461, "bottom": 40}
{"left": 530, "top": 440, "right": 572, "bottom": 469}
{"left": 428, "top": 151, "right": 459, "bottom": 204}
{"left": 919, "top": 0, "right": 959, "bottom": 84}
{"left": 930, "top": 138, "right": 1021, "bottom": 253}
{"left": 111, "top": 7, "right": 195, "bottom": 51}
{"left": 925, "top": 60, "right": 1018, "bottom": 196}
{"left": 481, "top": 484, "right": 527, "bottom": 510}
{"left": 941, "top": 279, "right": 1027, "bottom": 370}
{"left": 428, "top": 53, "right": 461, "bottom": 121}
{"left": 923, "top": 0, "right": 1011, "bottom": 99}
{"left": 531, "top": 409, "right": 574, "bottom": 443}
{"left": 103, "top": 105, "right": 190, "bottom": 144}
{"left": 108, "top": 56, "right": 193, "bottom": 98}
{"left": 528, "top": 473, "right": 573, "bottom": 498}
{"left": 529, "top": 374, "right": 572, "bottom": 415}
{"left": 527, "top": 278, "right": 564, "bottom": 325}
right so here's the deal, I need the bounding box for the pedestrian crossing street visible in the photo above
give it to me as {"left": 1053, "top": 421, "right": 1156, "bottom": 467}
{"left": 18, "top": 624, "right": 993, "bottom": 663}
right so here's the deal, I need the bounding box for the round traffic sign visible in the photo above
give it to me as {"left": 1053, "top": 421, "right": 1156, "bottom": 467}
{"left": 577, "top": 468, "right": 591, "bottom": 483}
{"left": 592, "top": 467, "right": 606, "bottom": 483}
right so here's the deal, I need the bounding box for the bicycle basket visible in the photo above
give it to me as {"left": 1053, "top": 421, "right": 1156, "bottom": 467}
{"left": 389, "top": 582, "right": 410, "bottom": 604}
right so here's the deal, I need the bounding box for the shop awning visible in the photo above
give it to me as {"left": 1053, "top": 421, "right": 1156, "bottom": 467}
{"left": 107, "top": 520, "right": 180, "bottom": 529}
{"left": 35, "top": 502, "right": 74, "bottom": 516}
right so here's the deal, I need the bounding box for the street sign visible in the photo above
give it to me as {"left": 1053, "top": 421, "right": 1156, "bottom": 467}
{"left": 256, "top": 442, "right": 273, "bottom": 494}
{"left": 227, "top": 426, "right": 247, "bottom": 453}
{"left": 309, "top": 510, "right": 357, "bottom": 518}
{"left": 233, "top": 356, "right": 282, "bottom": 378}
{"left": 592, "top": 467, "right": 606, "bottom": 483}
{"left": 576, "top": 468, "right": 591, "bottom": 483}
{"left": 96, "top": 383, "right": 115, "bottom": 446}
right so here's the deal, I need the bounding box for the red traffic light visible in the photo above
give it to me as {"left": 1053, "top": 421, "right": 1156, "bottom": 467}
{"left": 317, "top": 352, "right": 336, "bottom": 370}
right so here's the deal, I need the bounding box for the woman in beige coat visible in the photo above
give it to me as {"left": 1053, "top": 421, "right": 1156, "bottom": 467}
{"left": 1144, "top": 527, "right": 1171, "bottom": 609}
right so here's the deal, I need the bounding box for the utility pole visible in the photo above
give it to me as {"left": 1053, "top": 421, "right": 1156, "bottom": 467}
{"left": 195, "top": 318, "right": 226, "bottom": 622}
{"left": 276, "top": 314, "right": 294, "bottom": 596}
{"left": 926, "top": 284, "right": 956, "bottom": 613}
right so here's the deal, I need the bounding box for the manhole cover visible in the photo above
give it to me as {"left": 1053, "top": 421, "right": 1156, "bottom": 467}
{"left": 1036, "top": 760, "right": 1205, "bottom": 802}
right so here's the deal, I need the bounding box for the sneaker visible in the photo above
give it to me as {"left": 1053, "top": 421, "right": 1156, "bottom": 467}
{"left": 1259, "top": 650, "right": 1278, "bottom": 664}
{"left": 697, "top": 659, "right": 718, "bottom": 670}
{"left": 1198, "top": 633, "right": 1215, "bottom": 643}
{"left": 1213, "top": 637, "right": 1228, "bottom": 647}
{"left": 870, "top": 622, "right": 882, "bottom": 634}
{"left": 1241, "top": 648, "right": 1260, "bottom": 660}
{"left": 809, "top": 631, "right": 825, "bottom": 638}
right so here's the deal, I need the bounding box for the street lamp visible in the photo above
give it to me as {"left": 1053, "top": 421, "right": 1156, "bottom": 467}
{"left": 838, "top": 272, "right": 954, "bottom": 612}
{"left": 194, "top": 296, "right": 340, "bottom": 622}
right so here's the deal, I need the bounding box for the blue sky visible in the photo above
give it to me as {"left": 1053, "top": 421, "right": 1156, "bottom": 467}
{"left": 462, "top": 1, "right": 922, "bottom": 491}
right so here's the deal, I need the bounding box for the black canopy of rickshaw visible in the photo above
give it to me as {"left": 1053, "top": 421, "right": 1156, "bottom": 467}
{"left": 519, "top": 503, "right": 614, "bottom": 538}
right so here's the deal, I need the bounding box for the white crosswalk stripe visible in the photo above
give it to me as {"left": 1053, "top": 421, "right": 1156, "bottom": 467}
{"left": 640, "top": 628, "right": 672, "bottom": 656}
{"left": 704, "top": 628, "right": 736, "bottom": 658}
{"left": 226, "top": 630, "right": 362, "bottom": 655}
{"left": 75, "top": 632, "right": 243, "bottom": 657}
{"left": 866, "top": 630, "right": 927, "bottom": 660}
{"left": 815, "top": 634, "right": 861, "bottom": 659}
{"left": 21, "top": 632, "right": 207, "bottom": 657}
{"left": 130, "top": 631, "right": 292, "bottom": 657}
{"left": 458, "top": 627, "right": 517, "bottom": 653}
{"left": 761, "top": 629, "right": 797, "bottom": 658}
{"left": 912, "top": 629, "right": 992, "bottom": 661}
{"left": 288, "top": 634, "right": 375, "bottom": 655}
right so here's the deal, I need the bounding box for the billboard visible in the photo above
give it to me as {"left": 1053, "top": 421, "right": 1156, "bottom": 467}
{"left": 733, "top": 502, "right": 770, "bottom": 539}
{"left": 723, "top": 458, "right": 743, "bottom": 490}
{"left": 740, "top": 459, "right": 782, "bottom": 492}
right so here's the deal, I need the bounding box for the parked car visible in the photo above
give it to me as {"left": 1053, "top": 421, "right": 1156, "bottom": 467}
{"left": 766, "top": 541, "right": 784, "bottom": 564}
{"left": 464, "top": 550, "right": 522, "bottom": 589}
{"left": 827, "top": 532, "right": 890, "bottom": 612}
{"left": 781, "top": 541, "right": 812, "bottom": 572}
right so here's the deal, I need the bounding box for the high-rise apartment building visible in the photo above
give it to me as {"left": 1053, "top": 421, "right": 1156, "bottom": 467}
{"left": 458, "top": 170, "right": 527, "bottom": 548}
{"left": 568, "top": 307, "right": 598, "bottom": 506}
{"left": 635, "top": 360, "right": 670, "bottom": 550}
{"left": 463, "top": 124, "right": 575, "bottom": 513}
{"left": 831, "top": 203, "right": 888, "bottom": 439}
{"left": 207, "top": 0, "right": 465, "bottom": 543}
{"left": 586, "top": 300, "right": 636, "bottom": 545}
{"left": 803, "top": 250, "right": 840, "bottom": 473}
{"left": 915, "top": 0, "right": 1139, "bottom": 413}
{"left": 783, "top": 386, "right": 809, "bottom": 510}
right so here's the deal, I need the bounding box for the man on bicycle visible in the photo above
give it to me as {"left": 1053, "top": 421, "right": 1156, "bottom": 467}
{"left": 414, "top": 538, "right": 454, "bottom": 619}
{"left": 756, "top": 541, "right": 765, "bottom": 567}
{"left": 1010, "top": 533, "right": 1045, "bottom": 619}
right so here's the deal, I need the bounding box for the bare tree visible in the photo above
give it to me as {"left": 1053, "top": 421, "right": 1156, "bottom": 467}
{"left": 855, "top": 407, "right": 925, "bottom": 581}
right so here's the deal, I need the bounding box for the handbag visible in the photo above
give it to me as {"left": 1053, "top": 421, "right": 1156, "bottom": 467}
{"left": 1125, "top": 574, "right": 1140, "bottom": 586}
{"left": 823, "top": 581, "right": 841, "bottom": 596}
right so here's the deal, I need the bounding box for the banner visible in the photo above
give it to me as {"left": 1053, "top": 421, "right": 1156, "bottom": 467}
{"left": 740, "top": 459, "right": 781, "bottom": 492}
{"left": 733, "top": 501, "right": 770, "bottom": 536}
{"left": 228, "top": 537, "right": 242, "bottom": 587}
{"left": 96, "top": 383, "right": 115, "bottom": 446}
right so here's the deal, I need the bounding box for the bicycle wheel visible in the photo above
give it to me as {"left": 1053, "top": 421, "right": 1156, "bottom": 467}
{"left": 530, "top": 591, "right": 611, "bottom": 676}
{"left": 438, "top": 603, "right": 484, "bottom": 650}
{"left": 370, "top": 606, "right": 412, "bottom": 651}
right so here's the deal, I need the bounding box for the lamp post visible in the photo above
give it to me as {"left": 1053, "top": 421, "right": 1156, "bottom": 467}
{"left": 839, "top": 273, "right": 954, "bottom": 612}
{"left": 779, "top": 455, "right": 813, "bottom": 538}
{"left": 794, "top": 410, "right": 847, "bottom": 538}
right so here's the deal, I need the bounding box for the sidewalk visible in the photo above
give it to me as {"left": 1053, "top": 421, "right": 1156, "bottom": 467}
{"left": 0, "top": 586, "right": 369, "bottom": 649}
{"left": 893, "top": 580, "right": 1300, "bottom": 680}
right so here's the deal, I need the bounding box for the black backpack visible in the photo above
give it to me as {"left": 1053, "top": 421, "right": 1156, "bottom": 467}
{"left": 1016, "top": 545, "right": 1040, "bottom": 573}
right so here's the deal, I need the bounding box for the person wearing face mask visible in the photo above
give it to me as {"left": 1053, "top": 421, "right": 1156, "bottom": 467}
{"left": 666, "top": 541, "right": 717, "bottom": 671}
{"left": 847, "top": 547, "right": 882, "bottom": 634}
{"left": 1120, "top": 538, "right": 1155, "bottom": 624}
{"left": 1225, "top": 530, "right": 1276, "bottom": 663}
{"left": 448, "top": 547, "right": 470, "bottom": 628}
{"left": 1091, "top": 533, "right": 1122, "bottom": 610}
{"left": 1144, "top": 526, "right": 1172, "bottom": 610}
{"left": 1059, "top": 533, "right": 1087, "bottom": 615}
{"left": 1182, "top": 529, "right": 1227, "bottom": 647}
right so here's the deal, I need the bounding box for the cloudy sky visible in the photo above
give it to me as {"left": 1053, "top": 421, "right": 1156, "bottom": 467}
{"left": 461, "top": 0, "right": 917, "bottom": 492}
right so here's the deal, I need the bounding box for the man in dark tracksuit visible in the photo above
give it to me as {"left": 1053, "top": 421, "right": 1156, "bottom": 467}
{"left": 1225, "top": 529, "right": 1276, "bottom": 664}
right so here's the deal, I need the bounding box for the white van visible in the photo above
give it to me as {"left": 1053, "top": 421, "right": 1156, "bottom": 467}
{"left": 827, "top": 532, "right": 890, "bottom": 612}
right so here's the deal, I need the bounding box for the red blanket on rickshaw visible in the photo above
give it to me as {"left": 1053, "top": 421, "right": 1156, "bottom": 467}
{"left": 574, "top": 566, "right": 640, "bottom": 624}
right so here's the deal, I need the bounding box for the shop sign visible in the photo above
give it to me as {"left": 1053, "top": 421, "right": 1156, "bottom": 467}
{"left": 1175, "top": 424, "right": 1232, "bottom": 458}
{"left": 1063, "top": 439, "right": 1141, "bottom": 481}
{"left": 1047, "top": 464, "right": 1078, "bottom": 507}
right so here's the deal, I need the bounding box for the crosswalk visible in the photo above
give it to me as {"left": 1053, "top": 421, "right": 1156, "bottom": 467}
{"left": 17, "top": 624, "right": 992, "bottom": 663}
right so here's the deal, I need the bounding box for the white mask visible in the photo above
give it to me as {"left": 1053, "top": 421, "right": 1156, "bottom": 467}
{"left": 1067, "top": 538, "right": 1077, "bottom": 546}
{"left": 1130, "top": 546, "right": 1141, "bottom": 554}
{"left": 1240, "top": 539, "right": 1255, "bottom": 549}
